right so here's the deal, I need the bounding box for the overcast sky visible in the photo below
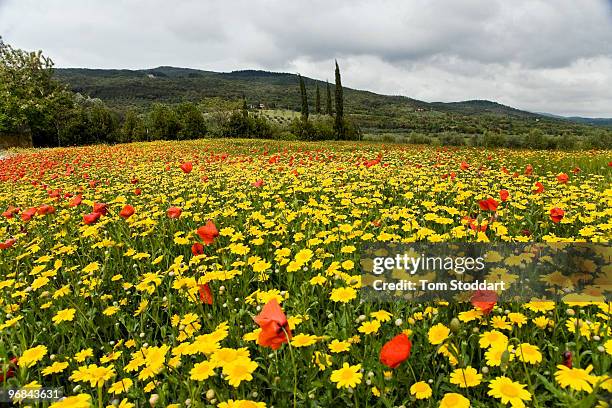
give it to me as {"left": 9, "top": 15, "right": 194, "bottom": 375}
{"left": 1, "top": 0, "right": 611, "bottom": 117}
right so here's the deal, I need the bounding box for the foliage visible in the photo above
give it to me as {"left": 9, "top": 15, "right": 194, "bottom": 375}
{"left": 0, "top": 37, "right": 73, "bottom": 146}
{"left": 298, "top": 74, "right": 309, "bottom": 120}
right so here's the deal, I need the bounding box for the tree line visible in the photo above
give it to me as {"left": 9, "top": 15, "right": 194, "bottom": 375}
{"left": 1, "top": 38, "right": 360, "bottom": 147}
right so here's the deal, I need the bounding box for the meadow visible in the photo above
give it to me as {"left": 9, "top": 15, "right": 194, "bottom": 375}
{"left": 0, "top": 139, "right": 610, "bottom": 408}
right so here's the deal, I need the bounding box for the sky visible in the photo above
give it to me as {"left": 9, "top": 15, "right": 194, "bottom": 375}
{"left": 1, "top": 0, "right": 611, "bottom": 117}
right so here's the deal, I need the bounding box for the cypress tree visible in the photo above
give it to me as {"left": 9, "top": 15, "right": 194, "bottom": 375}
{"left": 326, "top": 80, "right": 332, "bottom": 116}
{"left": 242, "top": 98, "right": 248, "bottom": 119}
{"left": 298, "top": 74, "right": 309, "bottom": 119}
{"left": 334, "top": 60, "right": 344, "bottom": 139}
{"left": 315, "top": 84, "right": 321, "bottom": 114}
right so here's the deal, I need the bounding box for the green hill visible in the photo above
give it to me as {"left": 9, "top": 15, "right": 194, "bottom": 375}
{"left": 54, "top": 66, "right": 605, "bottom": 136}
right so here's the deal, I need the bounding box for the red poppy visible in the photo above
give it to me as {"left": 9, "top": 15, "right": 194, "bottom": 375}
{"left": 478, "top": 197, "right": 499, "bottom": 212}
{"left": 191, "top": 242, "right": 204, "bottom": 256}
{"left": 198, "top": 283, "right": 213, "bottom": 305}
{"left": 83, "top": 212, "right": 101, "bottom": 225}
{"left": 119, "top": 205, "right": 135, "bottom": 219}
{"left": 365, "top": 158, "right": 380, "bottom": 168}
{"left": 471, "top": 289, "right": 497, "bottom": 315}
{"left": 499, "top": 189, "right": 509, "bottom": 202}
{"left": 180, "top": 162, "right": 193, "bottom": 173}
{"left": 460, "top": 161, "right": 469, "bottom": 170}
{"left": 93, "top": 203, "right": 108, "bottom": 216}
{"left": 556, "top": 173, "right": 569, "bottom": 184}
{"left": 379, "top": 333, "right": 412, "bottom": 369}
{"left": 252, "top": 179, "right": 264, "bottom": 188}
{"left": 37, "top": 204, "right": 55, "bottom": 215}
{"left": 501, "top": 166, "right": 509, "bottom": 175}
{"left": 0, "top": 238, "right": 17, "bottom": 250}
{"left": 254, "top": 299, "right": 291, "bottom": 350}
{"left": 268, "top": 155, "right": 280, "bottom": 165}
{"left": 69, "top": 194, "right": 83, "bottom": 207}
{"left": 525, "top": 164, "right": 533, "bottom": 175}
{"left": 197, "top": 220, "right": 219, "bottom": 245}
{"left": 533, "top": 181, "right": 544, "bottom": 194}
{"left": 0, "top": 357, "right": 18, "bottom": 382}
{"left": 2, "top": 206, "right": 19, "bottom": 218}
{"left": 21, "top": 207, "right": 37, "bottom": 222}
{"left": 571, "top": 167, "right": 580, "bottom": 174}
{"left": 550, "top": 207, "right": 565, "bottom": 223}
{"left": 167, "top": 207, "right": 182, "bottom": 219}
{"left": 134, "top": 188, "right": 142, "bottom": 195}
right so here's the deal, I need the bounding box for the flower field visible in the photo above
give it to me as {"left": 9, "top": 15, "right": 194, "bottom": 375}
{"left": 0, "top": 139, "right": 611, "bottom": 408}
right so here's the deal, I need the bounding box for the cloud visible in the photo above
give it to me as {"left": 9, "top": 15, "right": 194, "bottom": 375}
{"left": 1, "top": 0, "right": 611, "bottom": 116}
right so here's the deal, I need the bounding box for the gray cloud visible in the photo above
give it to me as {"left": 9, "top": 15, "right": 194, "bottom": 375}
{"left": 1, "top": 0, "right": 611, "bottom": 116}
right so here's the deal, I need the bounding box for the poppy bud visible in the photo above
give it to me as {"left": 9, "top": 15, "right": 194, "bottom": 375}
{"left": 450, "top": 318, "right": 461, "bottom": 333}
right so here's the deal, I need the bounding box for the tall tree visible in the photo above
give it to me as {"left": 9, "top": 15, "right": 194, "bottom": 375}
{"left": 0, "top": 37, "right": 73, "bottom": 147}
{"left": 326, "top": 80, "right": 332, "bottom": 116}
{"left": 334, "top": 60, "right": 344, "bottom": 139}
{"left": 298, "top": 74, "right": 309, "bottom": 119}
{"left": 315, "top": 84, "right": 321, "bottom": 114}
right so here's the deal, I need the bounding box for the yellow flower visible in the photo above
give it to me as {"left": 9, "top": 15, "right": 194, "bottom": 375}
{"left": 108, "top": 378, "right": 134, "bottom": 394}
{"left": 428, "top": 323, "right": 450, "bottom": 345}
{"left": 490, "top": 316, "right": 512, "bottom": 331}
{"left": 49, "top": 394, "right": 91, "bottom": 408}
{"left": 458, "top": 309, "right": 482, "bottom": 322}
{"left": 222, "top": 357, "right": 258, "bottom": 387}
{"left": 19, "top": 345, "right": 47, "bottom": 368}
{"left": 211, "top": 348, "right": 250, "bottom": 365}
{"left": 438, "top": 393, "right": 470, "bottom": 408}
{"left": 328, "top": 339, "right": 351, "bottom": 353}
{"left": 74, "top": 348, "right": 93, "bottom": 363}
{"left": 290, "top": 333, "right": 319, "bottom": 347}
{"left": 478, "top": 330, "right": 508, "bottom": 349}
{"left": 70, "top": 364, "right": 116, "bottom": 387}
{"left": 449, "top": 366, "right": 482, "bottom": 388}
{"left": 190, "top": 361, "right": 217, "bottom": 381}
{"left": 485, "top": 344, "right": 514, "bottom": 367}
{"left": 555, "top": 364, "right": 597, "bottom": 392}
{"left": 103, "top": 306, "right": 120, "bottom": 316}
{"left": 82, "top": 262, "right": 100, "bottom": 273}
{"left": 370, "top": 310, "right": 392, "bottom": 322}
{"left": 330, "top": 363, "right": 362, "bottom": 389}
{"left": 358, "top": 320, "right": 381, "bottom": 335}
{"left": 138, "top": 345, "right": 169, "bottom": 380}
{"left": 52, "top": 308, "right": 76, "bottom": 324}
{"left": 604, "top": 339, "right": 612, "bottom": 356}
{"left": 515, "top": 343, "right": 542, "bottom": 364}
{"left": 488, "top": 376, "right": 532, "bottom": 408}
{"left": 410, "top": 381, "right": 432, "bottom": 399}
{"left": 507, "top": 312, "right": 527, "bottom": 327}
{"left": 218, "top": 400, "right": 266, "bottom": 408}
{"left": 42, "top": 361, "right": 69, "bottom": 376}
{"left": 330, "top": 287, "right": 357, "bottom": 303}
{"left": 116, "top": 399, "right": 135, "bottom": 408}
{"left": 523, "top": 300, "right": 555, "bottom": 313}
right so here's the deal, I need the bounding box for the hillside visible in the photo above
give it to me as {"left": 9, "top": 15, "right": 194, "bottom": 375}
{"left": 54, "top": 66, "right": 604, "bottom": 136}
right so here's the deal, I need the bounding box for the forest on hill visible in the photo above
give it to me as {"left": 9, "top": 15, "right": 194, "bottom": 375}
{"left": 2, "top": 38, "right": 611, "bottom": 149}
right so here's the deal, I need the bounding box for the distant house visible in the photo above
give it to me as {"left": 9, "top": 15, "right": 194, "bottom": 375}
{"left": 147, "top": 74, "right": 156, "bottom": 79}
{"left": 259, "top": 103, "right": 266, "bottom": 109}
